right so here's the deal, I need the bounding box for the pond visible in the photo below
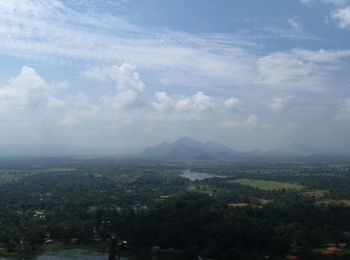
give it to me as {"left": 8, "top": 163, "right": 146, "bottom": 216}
{"left": 181, "top": 169, "right": 225, "bottom": 181}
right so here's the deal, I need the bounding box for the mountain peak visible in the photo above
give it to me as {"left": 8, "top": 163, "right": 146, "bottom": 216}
{"left": 139, "top": 137, "right": 237, "bottom": 160}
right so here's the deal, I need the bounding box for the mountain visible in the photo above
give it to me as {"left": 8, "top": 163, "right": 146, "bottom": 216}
{"left": 138, "top": 137, "right": 239, "bottom": 160}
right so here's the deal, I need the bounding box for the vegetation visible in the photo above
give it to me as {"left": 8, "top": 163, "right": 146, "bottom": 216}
{"left": 0, "top": 157, "right": 350, "bottom": 259}
{"left": 229, "top": 178, "right": 304, "bottom": 191}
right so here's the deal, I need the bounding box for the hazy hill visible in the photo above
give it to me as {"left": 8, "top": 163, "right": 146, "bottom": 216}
{"left": 138, "top": 137, "right": 239, "bottom": 160}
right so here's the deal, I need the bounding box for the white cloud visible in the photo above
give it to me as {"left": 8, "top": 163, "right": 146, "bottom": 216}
{"left": 331, "top": 7, "right": 350, "bottom": 28}
{"left": 270, "top": 96, "right": 292, "bottom": 111}
{"left": 0, "top": 66, "right": 50, "bottom": 110}
{"left": 152, "top": 92, "right": 174, "bottom": 112}
{"left": 110, "top": 64, "right": 145, "bottom": 92}
{"left": 246, "top": 114, "right": 259, "bottom": 126}
{"left": 0, "top": 64, "right": 347, "bottom": 151}
{"left": 83, "top": 64, "right": 145, "bottom": 92}
{"left": 75, "top": 92, "right": 91, "bottom": 108}
{"left": 291, "top": 48, "right": 350, "bottom": 62}
{"left": 300, "top": 0, "right": 350, "bottom": 5}
{"left": 257, "top": 49, "right": 350, "bottom": 91}
{"left": 47, "top": 97, "right": 65, "bottom": 108}
{"left": 84, "top": 64, "right": 146, "bottom": 110}
{"left": 175, "top": 92, "right": 214, "bottom": 113}
{"left": 151, "top": 91, "right": 231, "bottom": 122}
{"left": 1, "top": 0, "right": 349, "bottom": 97}
{"left": 224, "top": 97, "right": 239, "bottom": 111}
{"left": 0, "top": 0, "right": 258, "bottom": 89}
{"left": 100, "top": 90, "right": 143, "bottom": 110}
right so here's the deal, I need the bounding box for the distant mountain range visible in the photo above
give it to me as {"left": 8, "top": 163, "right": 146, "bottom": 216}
{"left": 0, "top": 138, "right": 346, "bottom": 159}
{"left": 138, "top": 137, "right": 240, "bottom": 160}
{"left": 137, "top": 137, "right": 348, "bottom": 160}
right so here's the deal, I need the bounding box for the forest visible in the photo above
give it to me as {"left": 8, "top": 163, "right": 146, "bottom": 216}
{"left": 1, "top": 157, "right": 350, "bottom": 259}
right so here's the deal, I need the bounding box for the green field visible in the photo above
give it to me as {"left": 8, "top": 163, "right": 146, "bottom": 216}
{"left": 316, "top": 199, "right": 350, "bottom": 207}
{"left": 227, "top": 203, "right": 262, "bottom": 208}
{"left": 229, "top": 179, "right": 304, "bottom": 191}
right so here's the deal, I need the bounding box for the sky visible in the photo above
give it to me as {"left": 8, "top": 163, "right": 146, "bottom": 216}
{"left": 0, "top": 0, "right": 350, "bottom": 152}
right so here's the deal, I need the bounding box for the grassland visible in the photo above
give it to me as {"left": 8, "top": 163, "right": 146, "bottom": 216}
{"left": 316, "top": 199, "right": 350, "bottom": 207}
{"left": 227, "top": 203, "right": 262, "bottom": 208}
{"left": 187, "top": 184, "right": 215, "bottom": 194}
{"left": 229, "top": 179, "right": 304, "bottom": 191}
{"left": 303, "top": 190, "right": 329, "bottom": 198}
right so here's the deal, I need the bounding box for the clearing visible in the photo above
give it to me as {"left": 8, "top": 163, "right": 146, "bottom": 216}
{"left": 229, "top": 179, "right": 304, "bottom": 191}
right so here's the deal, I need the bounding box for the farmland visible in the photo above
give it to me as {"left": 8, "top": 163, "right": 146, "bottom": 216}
{"left": 229, "top": 178, "right": 304, "bottom": 191}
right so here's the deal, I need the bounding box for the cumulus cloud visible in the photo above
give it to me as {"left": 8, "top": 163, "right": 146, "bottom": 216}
{"left": 224, "top": 97, "right": 240, "bottom": 111}
{"left": 152, "top": 92, "right": 175, "bottom": 112}
{"left": 299, "top": 0, "right": 350, "bottom": 29}
{"left": 0, "top": 66, "right": 50, "bottom": 110}
{"left": 175, "top": 92, "right": 214, "bottom": 113}
{"left": 100, "top": 90, "right": 144, "bottom": 110}
{"left": 0, "top": 63, "right": 347, "bottom": 151}
{"left": 84, "top": 64, "right": 145, "bottom": 92}
{"left": 150, "top": 91, "right": 215, "bottom": 121}
{"left": 85, "top": 64, "right": 146, "bottom": 110}
{"left": 270, "top": 96, "right": 293, "bottom": 111}
{"left": 110, "top": 64, "right": 145, "bottom": 92}
{"left": 59, "top": 93, "right": 100, "bottom": 128}
{"left": 331, "top": 7, "right": 350, "bottom": 28}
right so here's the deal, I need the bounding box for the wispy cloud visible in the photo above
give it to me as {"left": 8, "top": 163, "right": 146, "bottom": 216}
{"left": 299, "top": 0, "right": 350, "bottom": 6}
{"left": 288, "top": 17, "right": 303, "bottom": 30}
{"left": 257, "top": 49, "right": 350, "bottom": 91}
{"left": 0, "top": 0, "right": 260, "bottom": 88}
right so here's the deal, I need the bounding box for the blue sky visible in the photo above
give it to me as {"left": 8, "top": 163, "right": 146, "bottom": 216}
{"left": 0, "top": 0, "right": 350, "bottom": 152}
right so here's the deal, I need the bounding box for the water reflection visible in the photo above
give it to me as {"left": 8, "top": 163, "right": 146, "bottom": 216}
{"left": 181, "top": 169, "right": 223, "bottom": 181}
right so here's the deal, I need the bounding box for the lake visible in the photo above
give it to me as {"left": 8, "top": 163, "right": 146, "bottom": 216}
{"left": 181, "top": 169, "right": 225, "bottom": 181}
